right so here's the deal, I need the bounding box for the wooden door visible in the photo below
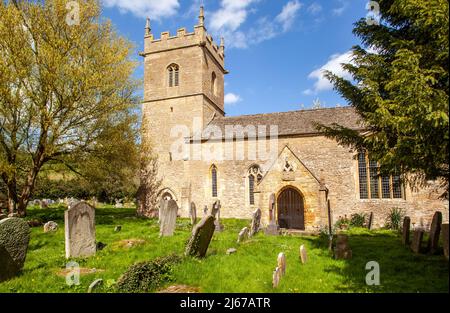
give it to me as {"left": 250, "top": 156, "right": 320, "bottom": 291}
{"left": 277, "top": 188, "right": 305, "bottom": 230}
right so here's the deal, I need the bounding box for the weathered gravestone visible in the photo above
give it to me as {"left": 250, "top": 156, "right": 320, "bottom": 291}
{"left": 272, "top": 267, "right": 281, "bottom": 288}
{"left": 265, "top": 193, "right": 280, "bottom": 236}
{"left": 411, "top": 229, "right": 424, "bottom": 254}
{"left": 368, "top": 212, "right": 374, "bottom": 230}
{"left": 441, "top": 224, "right": 449, "bottom": 260}
{"left": 249, "top": 208, "right": 261, "bottom": 237}
{"left": 237, "top": 227, "right": 249, "bottom": 243}
{"left": 402, "top": 216, "right": 411, "bottom": 245}
{"left": 0, "top": 218, "right": 31, "bottom": 282}
{"left": 159, "top": 200, "right": 178, "bottom": 237}
{"left": 65, "top": 202, "right": 96, "bottom": 259}
{"left": 334, "top": 234, "right": 352, "bottom": 259}
{"left": 158, "top": 198, "right": 166, "bottom": 223}
{"left": 427, "top": 211, "right": 442, "bottom": 254}
{"left": 299, "top": 245, "right": 307, "bottom": 264}
{"left": 185, "top": 215, "right": 215, "bottom": 258}
{"left": 44, "top": 221, "right": 58, "bottom": 233}
{"left": 190, "top": 202, "right": 197, "bottom": 225}
{"left": 212, "top": 200, "right": 224, "bottom": 232}
{"left": 277, "top": 252, "right": 286, "bottom": 276}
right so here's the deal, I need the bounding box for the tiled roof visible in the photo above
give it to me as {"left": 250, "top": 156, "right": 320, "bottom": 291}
{"left": 193, "top": 106, "right": 364, "bottom": 140}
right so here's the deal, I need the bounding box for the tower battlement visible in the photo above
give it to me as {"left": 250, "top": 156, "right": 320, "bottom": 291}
{"left": 141, "top": 7, "right": 226, "bottom": 71}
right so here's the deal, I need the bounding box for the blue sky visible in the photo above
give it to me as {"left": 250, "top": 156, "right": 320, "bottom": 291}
{"left": 101, "top": 0, "right": 370, "bottom": 116}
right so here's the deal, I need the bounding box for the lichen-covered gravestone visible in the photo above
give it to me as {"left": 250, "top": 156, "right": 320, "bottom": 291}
{"left": 185, "top": 215, "right": 215, "bottom": 258}
{"left": 334, "top": 234, "right": 352, "bottom": 259}
{"left": 272, "top": 267, "right": 281, "bottom": 288}
{"left": 249, "top": 208, "right": 261, "bottom": 237}
{"left": 0, "top": 218, "right": 31, "bottom": 282}
{"left": 299, "top": 245, "right": 307, "bottom": 264}
{"left": 189, "top": 202, "right": 197, "bottom": 226}
{"left": 277, "top": 252, "right": 286, "bottom": 276}
{"left": 427, "top": 211, "right": 442, "bottom": 254}
{"left": 237, "top": 227, "right": 249, "bottom": 243}
{"left": 402, "top": 216, "right": 411, "bottom": 245}
{"left": 159, "top": 200, "right": 178, "bottom": 237}
{"left": 65, "top": 201, "right": 96, "bottom": 259}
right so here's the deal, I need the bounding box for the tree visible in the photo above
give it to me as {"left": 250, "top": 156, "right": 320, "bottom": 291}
{"left": 0, "top": 0, "right": 138, "bottom": 216}
{"left": 316, "top": 0, "right": 448, "bottom": 192}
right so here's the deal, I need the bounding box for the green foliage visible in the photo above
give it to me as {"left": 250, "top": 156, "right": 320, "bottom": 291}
{"left": 116, "top": 254, "right": 182, "bottom": 293}
{"left": 350, "top": 213, "right": 367, "bottom": 228}
{"left": 316, "top": 0, "right": 449, "bottom": 188}
{"left": 385, "top": 208, "right": 405, "bottom": 230}
{"left": 335, "top": 215, "right": 351, "bottom": 230}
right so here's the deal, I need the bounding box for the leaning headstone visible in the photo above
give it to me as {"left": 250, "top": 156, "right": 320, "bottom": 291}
{"left": 88, "top": 279, "right": 103, "bottom": 293}
{"left": 43, "top": 221, "right": 58, "bottom": 233}
{"left": 402, "top": 216, "right": 411, "bottom": 245}
{"left": 237, "top": 227, "right": 249, "bottom": 243}
{"left": 0, "top": 218, "right": 31, "bottom": 282}
{"left": 265, "top": 193, "right": 280, "bottom": 236}
{"left": 159, "top": 200, "right": 178, "bottom": 237}
{"left": 427, "top": 211, "right": 442, "bottom": 254}
{"left": 367, "top": 212, "right": 373, "bottom": 230}
{"left": 299, "top": 245, "right": 307, "bottom": 264}
{"left": 185, "top": 215, "right": 216, "bottom": 258}
{"left": 249, "top": 208, "right": 261, "bottom": 237}
{"left": 272, "top": 267, "right": 281, "bottom": 288}
{"left": 411, "top": 229, "right": 424, "bottom": 254}
{"left": 65, "top": 201, "right": 96, "bottom": 259}
{"left": 334, "top": 234, "right": 352, "bottom": 259}
{"left": 189, "top": 202, "right": 197, "bottom": 226}
{"left": 277, "top": 252, "right": 286, "bottom": 276}
{"left": 441, "top": 223, "right": 449, "bottom": 260}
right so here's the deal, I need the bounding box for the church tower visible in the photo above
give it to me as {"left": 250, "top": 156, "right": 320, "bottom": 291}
{"left": 140, "top": 7, "right": 227, "bottom": 212}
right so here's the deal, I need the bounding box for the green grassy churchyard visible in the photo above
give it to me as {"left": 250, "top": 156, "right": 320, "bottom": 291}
{"left": 0, "top": 205, "right": 447, "bottom": 293}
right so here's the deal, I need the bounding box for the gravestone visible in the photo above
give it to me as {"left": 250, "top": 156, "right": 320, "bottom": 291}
{"left": 441, "top": 224, "right": 449, "bottom": 260}
{"left": 203, "top": 205, "right": 208, "bottom": 217}
{"left": 158, "top": 198, "right": 166, "bottom": 223}
{"left": 65, "top": 202, "right": 96, "bottom": 259}
{"left": 185, "top": 215, "right": 215, "bottom": 258}
{"left": 272, "top": 267, "right": 281, "bottom": 288}
{"left": 88, "top": 279, "right": 103, "bottom": 293}
{"left": 411, "top": 229, "right": 424, "bottom": 254}
{"left": 44, "top": 221, "right": 58, "bottom": 233}
{"left": 300, "top": 245, "right": 307, "bottom": 264}
{"left": 249, "top": 208, "right": 261, "bottom": 237}
{"left": 368, "top": 212, "right": 373, "bottom": 230}
{"left": 190, "top": 202, "right": 197, "bottom": 225}
{"left": 334, "top": 234, "right": 352, "bottom": 259}
{"left": 265, "top": 193, "right": 280, "bottom": 235}
{"left": 159, "top": 200, "right": 178, "bottom": 237}
{"left": 237, "top": 227, "right": 249, "bottom": 243}
{"left": 427, "top": 211, "right": 442, "bottom": 254}
{"left": 402, "top": 216, "right": 411, "bottom": 245}
{"left": 277, "top": 252, "right": 286, "bottom": 276}
{"left": 0, "top": 218, "right": 31, "bottom": 282}
{"left": 226, "top": 248, "right": 237, "bottom": 255}
{"left": 114, "top": 225, "right": 122, "bottom": 232}
{"left": 212, "top": 200, "right": 224, "bottom": 232}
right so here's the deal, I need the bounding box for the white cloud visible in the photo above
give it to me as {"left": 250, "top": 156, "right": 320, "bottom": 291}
{"left": 102, "top": 0, "right": 179, "bottom": 20}
{"left": 210, "top": 0, "right": 258, "bottom": 33}
{"left": 224, "top": 93, "right": 242, "bottom": 105}
{"left": 332, "top": 0, "right": 348, "bottom": 16}
{"left": 307, "top": 2, "right": 322, "bottom": 14}
{"left": 276, "top": 0, "right": 302, "bottom": 32}
{"left": 303, "top": 50, "right": 354, "bottom": 95}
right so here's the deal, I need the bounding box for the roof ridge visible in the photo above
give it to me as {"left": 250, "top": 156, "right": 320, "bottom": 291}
{"left": 216, "top": 106, "right": 353, "bottom": 120}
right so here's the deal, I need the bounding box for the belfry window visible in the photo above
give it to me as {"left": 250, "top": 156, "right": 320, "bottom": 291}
{"left": 168, "top": 64, "right": 179, "bottom": 87}
{"left": 358, "top": 151, "right": 403, "bottom": 200}
{"left": 248, "top": 165, "right": 263, "bottom": 205}
{"left": 211, "top": 165, "right": 218, "bottom": 198}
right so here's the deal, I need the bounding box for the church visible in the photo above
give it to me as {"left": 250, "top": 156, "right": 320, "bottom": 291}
{"left": 140, "top": 8, "right": 448, "bottom": 231}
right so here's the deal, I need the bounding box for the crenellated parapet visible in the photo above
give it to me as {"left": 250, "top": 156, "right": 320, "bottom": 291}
{"left": 141, "top": 7, "right": 226, "bottom": 72}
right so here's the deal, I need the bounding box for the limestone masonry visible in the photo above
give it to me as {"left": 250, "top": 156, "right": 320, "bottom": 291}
{"left": 140, "top": 8, "right": 448, "bottom": 232}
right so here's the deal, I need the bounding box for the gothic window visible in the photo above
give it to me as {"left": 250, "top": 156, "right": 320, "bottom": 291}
{"left": 248, "top": 165, "right": 263, "bottom": 205}
{"left": 358, "top": 151, "right": 404, "bottom": 199}
{"left": 168, "top": 64, "right": 179, "bottom": 87}
{"left": 211, "top": 165, "right": 218, "bottom": 197}
{"left": 211, "top": 72, "right": 217, "bottom": 96}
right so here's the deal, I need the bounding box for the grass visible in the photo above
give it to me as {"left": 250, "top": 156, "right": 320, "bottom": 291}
{"left": 0, "top": 205, "right": 448, "bottom": 293}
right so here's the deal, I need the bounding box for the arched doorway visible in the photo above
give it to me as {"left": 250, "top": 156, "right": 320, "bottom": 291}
{"left": 277, "top": 187, "right": 305, "bottom": 230}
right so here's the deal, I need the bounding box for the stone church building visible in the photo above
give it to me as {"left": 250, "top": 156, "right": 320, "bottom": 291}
{"left": 140, "top": 8, "right": 448, "bottom": 231}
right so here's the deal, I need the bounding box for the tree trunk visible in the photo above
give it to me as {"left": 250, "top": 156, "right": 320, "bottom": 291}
{"left": 6, "top": 180, "right": 18, "bottom": 215}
